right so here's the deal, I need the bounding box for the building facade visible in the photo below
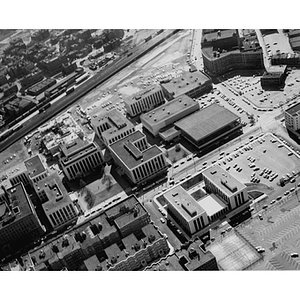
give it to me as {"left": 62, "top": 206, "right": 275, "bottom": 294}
{"left": 108, "top": 131, "right": 168, "bottom": 185}
{"left": 140, "top": 95, "right": 199, "bottom": 137}
{"left": 59, "top": 139, "right": 104, "bottom": 181}
{"left": 0, "top": 183, "right": 45, "bottom": 256}
{"left": 91, "top": 109, "right": 135, "bottom": 146}
{"left": 124, "top": 85, "right": 165, "bottom": 117}
{"left": 285, "top": 102, "right": 300, "bottom": 131}
{"left": 34, "top": 173, "right": 78, "bottom": 230}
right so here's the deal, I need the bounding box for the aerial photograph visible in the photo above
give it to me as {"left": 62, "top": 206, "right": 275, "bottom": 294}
{"left": 2, "top": 27, "right": 300, "bottom": 274}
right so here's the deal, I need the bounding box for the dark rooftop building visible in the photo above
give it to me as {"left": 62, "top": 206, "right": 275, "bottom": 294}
{"left": 175, "top": 103, "right": 242, "bottom": 149}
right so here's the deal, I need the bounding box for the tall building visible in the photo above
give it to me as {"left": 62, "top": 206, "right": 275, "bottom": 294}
{"left": 140, "top": 95, "right": 199, "bottom": 137}
{"left": 59, "top": 138, "right": 104, "bottom": 181}
{"left": 285, "top": 102, "right": 300, "bottom": 131}
{"left": 91, "top": 109, "right": 135, "bottom": 146}
{"left": 124, "top": 85, "right": 165, "bottom": 117}
{"left": 0, "top": 183, "right": 45, "bottom": 256}
{"left": 33, "top": 172, "right": 78, "bottom": 230}
{"left": 160, "top": 71, "right": 212, "bottom": 100}
{"left": 24, "top": 155, "right": 48, "bottom": 185}
{"left": 108, "top": 130, "right": 168, "bottom": 186}
{"left": 201, "top": 29, "right": 263, "bottom": 76}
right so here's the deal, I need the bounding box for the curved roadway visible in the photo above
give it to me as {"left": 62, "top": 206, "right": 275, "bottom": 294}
{"left": 0, "top": 29, "right": 180, "bottom": 152}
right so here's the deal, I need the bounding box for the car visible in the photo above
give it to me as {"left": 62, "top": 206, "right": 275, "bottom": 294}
{"left": 290, "top": 178, "right": 296, "bottom": 183}
{"left": 270, "top": 200, "right": 276, "bottom": 205}
{"left": 174, "top": 165, "right": 179, "bottom": 169}
{"left": 160, "top": 218, "right": 165, "bottom": 224}
{"left": 284, "top": 191, "right": 290, "bottom": 196}
{"left": 276, "top": 196, "right": 282, "bottom": 201}
{"left": 291, "top": 253, "right": 299, "bottom": 258}
{"left": 211, "top": 237, "right": 215, "bottom": 242}
{"left": 262, "top": 205, "right": 268, "bottom": 209}
{"left": 290, "top": 187, "right": 296, "bottom": 193}
{"left": 257, "top": 248, "right": 265, "bottom": 253}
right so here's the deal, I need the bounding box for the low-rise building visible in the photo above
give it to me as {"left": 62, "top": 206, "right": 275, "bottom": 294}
{"left": 108, "top": 130, "right": 168, "bottom": 186}
{"left": 160, "top": 71, "right": 212, "bottom": 100}
{"left": 91, "top": 109, "right": 135, "bottom": 146}
{"left": 174, "top": 103, "right": 242, "bottom": 150}
{"left": 27, "top": 78, "right": 57, "bottom": 96}
{"left": 140, "top": 95, "right": 199, "bottom": 137}
{"left": 27, "top": 195, "right": 169, "bottom": 271}
{"left": 34, "top": 172, "right": 78, "bottom": 230}
{"left": 59, "top": 138, "right": 104, "bottom": 181}
{"left": 145, "top": 240, "right": 219, "bottom": 271}
{"left": 163, "top": 165, "right": 249, "bottom": 237}
{"left": 0, "top": 183, "right": 45, "bottom": 256}
{"left": 261, "top": 65, "right": 287, "bottom": 88}
{"left": 124, "top": 85, "right": 165, "bottom": 117}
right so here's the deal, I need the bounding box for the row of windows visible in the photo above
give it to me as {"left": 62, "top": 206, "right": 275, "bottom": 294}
{"left": 49, "top": 204, "right": 76, "bottom": 227}
{"left": 132, "top": 155, "right": 165, "bottom": 182}
{"left": 130, "top": 90, "right": 164, "bottom": 116}
{"left": 234, "top": 192, "right": 245, "bottom": 208}
{"left": 193, "top": 216, "right": 206, "bottom": 232}
{"left": 66, "top": 151, "right": 102, "bottom": 179}
{"left": 134, "top": 138, "right": 147, "bottom": 152}
{"left": 32, "top": 172, "right": 47, "bottom": 183}
{"left": 108, "top": 128, "right": 135, "bottom": 144}
{"left": 10, "top": 172, "right": 30, "bottom": 186}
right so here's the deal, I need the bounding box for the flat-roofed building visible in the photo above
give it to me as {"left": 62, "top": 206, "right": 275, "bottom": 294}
{"left": 175, "top": 103, "right": 242, "bottom": 150}
{"left": 34, "top": 172, "right": 78, "bottom": 230}
{"left": 202, "top": 165, "right": 248, "bottom": 211}
{"left": 91, "top": 109, "right": 135, "bottom": 146}
{"left": 59, "top": 138, "right": 104, "bottom": 181}
{"left": 4, "top": 164, "right": 30, "bottom": 187}
{"left": 161, "top": 71, "right": 212, "bottom": 100}
{"left": 201, "top": 29, "right": 263, "bottom": 76}
{"left": 163, "top": 185, "right": 209, "bottom": 235}
{"left": 24, "top": 155, "right": 48, "bottom": 184}
{"left": 0, "top": 183, "right": 45, "bottom": 256}
{"left": 124, "top": 84, "right": 165, "bottom": 117}
{"left": 108, "top": 130, "right": 168, "bottom": 185}
{"left": 285, "top": 102, "right": 300, "bottom": 131}
{"left": 28, "top": 195, "right": 169, "bottom": 271}
{"left": 261, "top": 65, "right": 287, "bottom": 88}
{"left": 140, "top": 95, "right": 199, "bottom": 137}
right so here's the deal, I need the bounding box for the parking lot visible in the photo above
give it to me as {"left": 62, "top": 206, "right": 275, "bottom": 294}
{"left": 216, "top": 133, "right": 300, "bottom": 189}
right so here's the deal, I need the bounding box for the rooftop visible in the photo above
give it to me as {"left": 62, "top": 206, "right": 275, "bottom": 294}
{"left": 34, "top": 172, "right": 72, "bottom": 213}
{"left": 145, "top": 253, "right": 184, "bottom": 271}
{"left": 0, "top": 183, "right": 34, "bottom": 230}
{"left": 164, "top": 185, "right": 206, "bottom": 221}
{"left": 285, "top": 102, "right": 300, "bottom": 116}
{"left": 105, "top": 195, "right": 147, "bottom": 229}
{"left": 202, "top": 165, "right": 246, "bottom": 197}
{"left": 125, "top": 84, "right": 162, "bottom": 105}
{"left": 60, "top": 139, "right": 100, "bottom": 165}
{"left": 198, "top": 194, "right": 227, "bottom": 217}
{"left": 109, "top": 130, "right": 164, "bottom": 170}
{"left": 27, "top": 78, "right": 56, "bottom": 93}
{"left": 84, "top": 255, "right": 101, "bottom": 271}
{"left": 161, "top": 71, "right": 211, "bottom": 98}
{"left": 24, "top": 155, "right": 46, "bottom": 179}
{"left": 175, "top": 103, "right": 239, "bottom": 142}
{"left": 202, "top": 29, "right": 238, "bottom": 43}
{"left": 141, "top": 95, "right": 199, "bottom": 125}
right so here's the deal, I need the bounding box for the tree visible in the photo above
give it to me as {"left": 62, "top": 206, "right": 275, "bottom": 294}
{"left": 171, "top": 157, "right": 177, "bottom": 164}
{"left": 84, "top": 188, "right": 95, "bottom": 209}
{"left": 79, "top": 179, "right": 86, "bottom": 189}
{"left": 182, "top": 151, "right": 188, "bottom": 158}
{"left": 164, "top": 150, "right": 169, "bottom": 158}
{"left": 175, "top": 144, "right": 181, "bottom": 152}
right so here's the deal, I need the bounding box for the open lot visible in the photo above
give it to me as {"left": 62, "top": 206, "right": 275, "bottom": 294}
{"left": 207, "top": 230, "right": 261, "bottom": 270}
